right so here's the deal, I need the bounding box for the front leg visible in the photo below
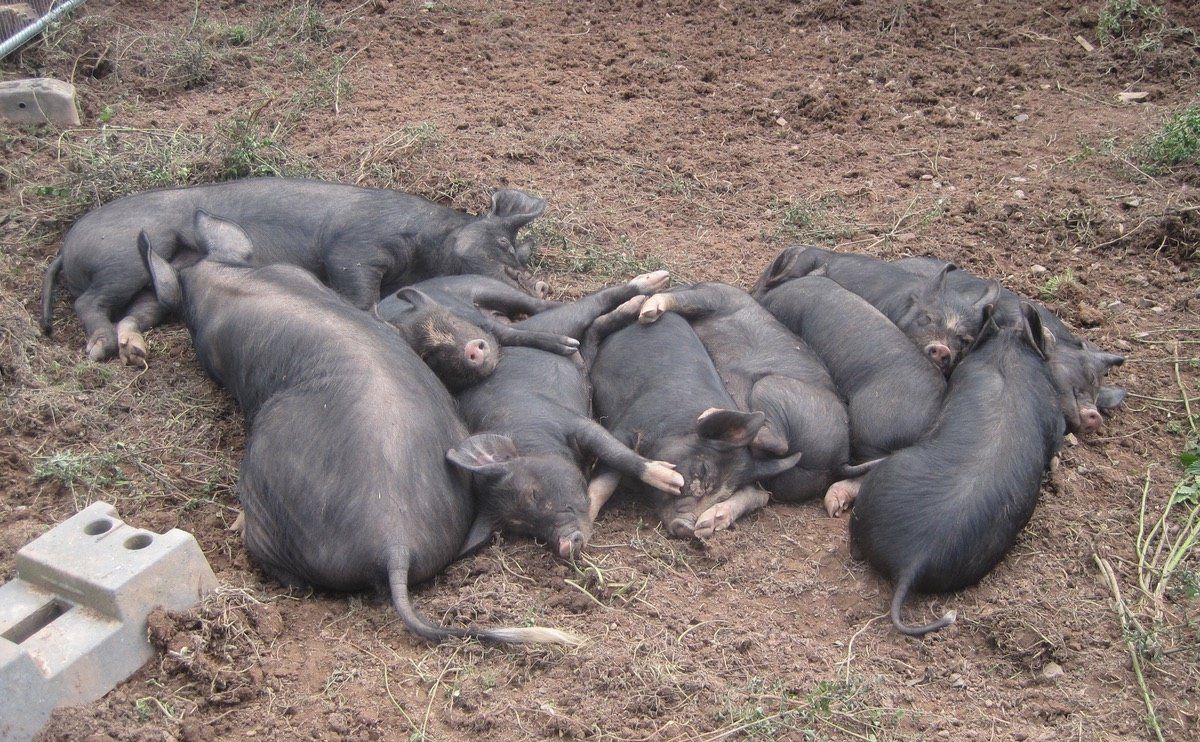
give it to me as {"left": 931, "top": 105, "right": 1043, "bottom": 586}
{"left": 472, "top": 282, "right": 562, "bottom": 318}
{"left": 516, "top": 270, "right": 669, "bottom": 338}
{"left": 489, "top": 323, "right": 579, "bottom": 356}
{"left": 570, "top": 417, "right": 684, "bottom": 495}
{"left": 693, "top": 486, "right": 770, "bottom": 539}
{"left": 324, "top": 247, "right": 387, "bottom": 309}
{"left": 638, "top": 285, "right": 724, "bottom": 324}
{"left": 587, "top": 467, "right": 622, "bottom": 522}
{"left": 581, "top": 295, "right": 647, "bottom": 368}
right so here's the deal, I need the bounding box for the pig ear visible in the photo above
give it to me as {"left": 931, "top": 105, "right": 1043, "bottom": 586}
{"left": 194, "top": 210, "right": 254, "bottom": 265}
{"left": 489, "top": 190, "right": 546, "bottom": 229}
{"left": 1092, "top": 350, "right": 1125, "bottom": 371}
{"left": 1096, "top": 385, "right": 1127, "bottom": 411}
{"left": 395, "top": 287, "right": 437, "bottom": 311}
{"left": 919, "top": 263, "right": 955, "bottom": 300}
{"left": 972, "top": 280, "right": 1002, "bottom": 311}
{"left": 696, "top": 408, "right": 767, "bottom": 448}
{"left": 140, "top": 232, "right": 182, "bottom": 311}
{"left": 753, "top": 246, "right": 808, "bottom": 296}
{"left": 967, "top": 302, "right": 1000, "bottom": 353}
{"left": 1019, "top": 302, "right": 1048, "bottom": 361}
{"left": 455, "top": 511, "right": 499, "bottom": 560}
{"left": 447, "top": 433, "right": 520, "bottom": 477}
{"left": 751, "top": 424, "right": 791, "bottom": 456}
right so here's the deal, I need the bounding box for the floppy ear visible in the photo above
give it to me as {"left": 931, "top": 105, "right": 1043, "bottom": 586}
{"left": 966, "top": 301, "right": 1000, "bottom": 354}
{"left": 489, "top": 189, "right": 546, "bottom": 229}
{"left": 1096, "top": 386, "right": 1127, "bottom": 411}
{"left": 1019, "top": 302, "right": 1048, "bottom": 361}
{"left": 455, "top": 511, "right": 500, "bottom": 560}
{"left": 394, "top": 287, "right": 438, "bottom": 311}
{"left": 695, "top": 408, "right": 767, "bottom": 448}
{"left": 752, "top": 246, "right": 809, "bottom": 296}
{"left": 139, "top": 232, "right": 182, "bottom": 311}
{"left": 750, "top": 424, "right": 791, "bottom": 456}
{"left": 194, "top": 210, "right": 254, "bottom": 264}
{"left": 972, "top": 280, "right": 1002, "bottom": 312}
{"left": 1093, "top": 351, "right": 1125, "bottom": 371}
{"left": 447, "top": 433, "right": 520, "bottom": 477}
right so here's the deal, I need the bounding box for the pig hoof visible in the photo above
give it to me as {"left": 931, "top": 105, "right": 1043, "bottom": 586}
{"left": 630, "top": 270, "right": 669, "bottom": 294}
{"left": 638, "top": 294, "right": 671, "bottom": 324}
{"left": 534, "top": 280, "right": 551, "bottom": 299}
{"left": 665, "top": 515, "right": 696, "bottom": 539}
{"left": 642, "top": 461, "right": 684, "bottom": 495}
{"left": 118, "top": 331, "right": 148, "bottom": 367}
{"left": 694, "top": 503, "right": 734, "bottom": 539}
{"left": 823, "top": 479, "right": 860, "bottom": 518}
{"left": 86, "top": 335, "right": 116, "bottom": 362}
{"left": 228, "top": 511, "right": 245, "bottom": 534}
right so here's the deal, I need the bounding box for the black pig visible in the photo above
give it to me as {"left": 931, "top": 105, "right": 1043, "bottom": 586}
{"left": 448, "top": 272, "right": 685, "bottom": 558}
{"left": 43, "top": 178, "right": 548, "bottom": 363}
{"left": 589, "top": 312, "right": 802, "bottom": 538}
{"left": 895, "top": 256, "right": 1125, "bottom": 435}
{"left": 850, "top": 302, "right": 1065, "bottom": 636}
{"left": 752, "top": 246, "right": 998, "bottom": 373}
{"left": 376, "top": 275, "right": 579, "bottom": 362}
{"left": 637, "top": 282, "right": 870, "bottom": 502}
{"left": 141, "top": 210, "right": 576, "bottom": 645}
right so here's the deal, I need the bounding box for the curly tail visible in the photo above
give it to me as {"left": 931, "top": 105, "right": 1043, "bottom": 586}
{"left": 890, "top": 569, "right": 956, "bottom": 637}
{"left": 388, "top": 563, "right": 581, "bottom": 646}
{"left": 40, "top": 254, "right": 63, "bottom": 335}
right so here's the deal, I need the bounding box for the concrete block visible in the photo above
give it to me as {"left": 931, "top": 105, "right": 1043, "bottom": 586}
{"left": 0, "top": 78, "right": 80, "bottom": 127}
{"left": 0, "top": 502, "right": 217, "bottom": 741}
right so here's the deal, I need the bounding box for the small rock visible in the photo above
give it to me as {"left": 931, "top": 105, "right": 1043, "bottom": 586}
{"left": 1014, "top": 189, "right": 1025, "bottom": 199}
{"left": 949, "top": 673, "right": 966, "bottom": 688}
{"left": 1150, "top": 306, "right": 1165, "bottom": 315}
{"left": 1065, "top": 433, "right": 1078, "bottom": 446}
{"left": 1030, "top": 264, "right": 1047, "bottom": 274}
{"left": 1114, "top": 338, "right": 1132, "bottom": 350}
{"left": 1042, "top": 662, "right": 1065, "bottom": 680}
{"left": 776, "top": 117, "right": 788, "bottom": 127}
{"left": 895, "top": 232, "right": 917, "bottom": 242}
{"left": 1076, "top": 302, "right": 1104, "bottom": 327}
{"left": 1014, "top": 113, "right": 1029, "bottom": 123}
{"left": 1107, "top": 300, "right": 1123, "bottom": 309}
{"left": 921, "top": 173, "right": 933, "bottom": 180}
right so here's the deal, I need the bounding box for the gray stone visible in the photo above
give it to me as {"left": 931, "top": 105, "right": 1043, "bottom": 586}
{"left": 0, "top": 77, "right": 80, "bottom": 127}
{"left": 0, "top": 502, "right": 217, "bottom": 741}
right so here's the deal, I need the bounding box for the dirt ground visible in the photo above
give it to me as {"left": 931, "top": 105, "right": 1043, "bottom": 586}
{"left": 2, "top": 0, "right": 1199, "bottom": 739}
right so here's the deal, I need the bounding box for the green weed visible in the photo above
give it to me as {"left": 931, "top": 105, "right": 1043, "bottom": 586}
{"left": 1039, "top": 269, "right": 1078, "bottom": 300}
{"left": 1141, "top": 104, "right": 1200, "bottom": 173}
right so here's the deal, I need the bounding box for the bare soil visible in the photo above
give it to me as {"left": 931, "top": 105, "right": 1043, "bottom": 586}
{"left": 2, "top": 1, "right": 1199, "bottom": 739}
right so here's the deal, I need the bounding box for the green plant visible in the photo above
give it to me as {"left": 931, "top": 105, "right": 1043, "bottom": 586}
{"left": 1141, "top": 104, "right": 1200, "bottom": 173}
{"left": 1039, "top": 269, "right": 1077, "bottom": 299}
{"left": 1098, "top": 0, "right": 1167, "bottom": 43}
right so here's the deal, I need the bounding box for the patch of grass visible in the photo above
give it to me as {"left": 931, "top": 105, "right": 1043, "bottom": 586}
{"left": 33, "top": 449, "right": 127, "bottom": 507}
{"left": 214, "top": 114, "right": 318, "bottom": 180}
{"left": 529, "top": 223, "right": 666, "bottom": 284}
{"left": 767, "top": 195, "right": 849, "bottom": 244}
{"left": 1098, "top": 0, "right": 1167, "bottom": 44}
{"left": 1038, "top": 268, "right": 1078, "bottom": 300}
{"left": 713, "top": 677, "right": 897, "bottom": 739}
{"left": 1140, "top": 104, "right": 1200, "bottom": 173}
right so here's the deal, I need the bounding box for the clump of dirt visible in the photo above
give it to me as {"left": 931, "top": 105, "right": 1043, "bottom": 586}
{"left": 146, "top": 588, "right": 283, "bottom": 706}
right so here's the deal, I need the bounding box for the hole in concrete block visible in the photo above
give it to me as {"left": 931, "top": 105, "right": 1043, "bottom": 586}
{"left": 1, "top": 599, "right": 69, "bottom": 644}
{"left": 124, "top": 533, "right": 153, "bottom": 550}
{"left": 84, "top": 518, "right": 114, "bottom": 535}
{"left": 17, "top": 102, "right": 26, "bottom": 109}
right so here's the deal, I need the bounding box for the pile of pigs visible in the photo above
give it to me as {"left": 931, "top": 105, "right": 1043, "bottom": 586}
{"left": 39, "top": 177, "right": 1126, "bottom": 641}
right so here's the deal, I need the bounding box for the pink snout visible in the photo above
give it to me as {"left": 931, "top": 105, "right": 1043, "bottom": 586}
{"left": 925, "top": 342, "right": 952, "bottom": 371}
{"left": 557, "top": 531, "right": 585, "bottom": 559}
{"left": 464, "top": 339, "right": 491, "bottom": 366}
{"left": 1078, "top": 406, "right": 1104, "bottom": 434}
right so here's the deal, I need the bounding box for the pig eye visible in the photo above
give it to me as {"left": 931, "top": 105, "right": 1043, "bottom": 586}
{"left": 917, "top": 314, "right": 934, "bottom": 327}
{"left": 498, "top": 238, "right": 516, "bottom": 254}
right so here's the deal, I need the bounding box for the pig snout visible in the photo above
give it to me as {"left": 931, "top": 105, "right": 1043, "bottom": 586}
{"left": 464, "top": 338, "right": 493, "bottom": 367}
{"left": 557, "top": 530, "right": 586, "bottom": 559}
{"left": 1078, "top": 405, "right": 1104, "bottom": 434}
{"left": 925, "top": 342, "right": 952, "bottom": 371}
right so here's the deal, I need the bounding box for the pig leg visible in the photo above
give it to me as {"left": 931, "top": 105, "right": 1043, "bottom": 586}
{"left": 115, "top": 290, "right": 168, "bottom": 366}
{"left": 515, "top": 270, "right": 668, "bottom": 338}
{"left": 823, "top": 475, "right": 865, "bottom": 518}
{"left": 75, "top": 289, "right": 120, "bottom": 362}
{"left": 570, "top": 418, "right": 684, "bottom": 496}
{"left": 324, "top": 249, "right": 385, "bottom": 309}
{"left": 587, "top": 467, "right": 621, "bottom": 522}
{"left": 580, "top": 296, "right": 648, "bottom": 367}
{"left": 694, "top": 486, "right": 770, "bottom": 539}
{"left": 470, "top": 283, "right": 562, "bottom": 317}
{"left": 636, "top": 285, "right": 723, "bottom": 325}
{"left": 487, "top": 322, "right": 579, "bottom": 356}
